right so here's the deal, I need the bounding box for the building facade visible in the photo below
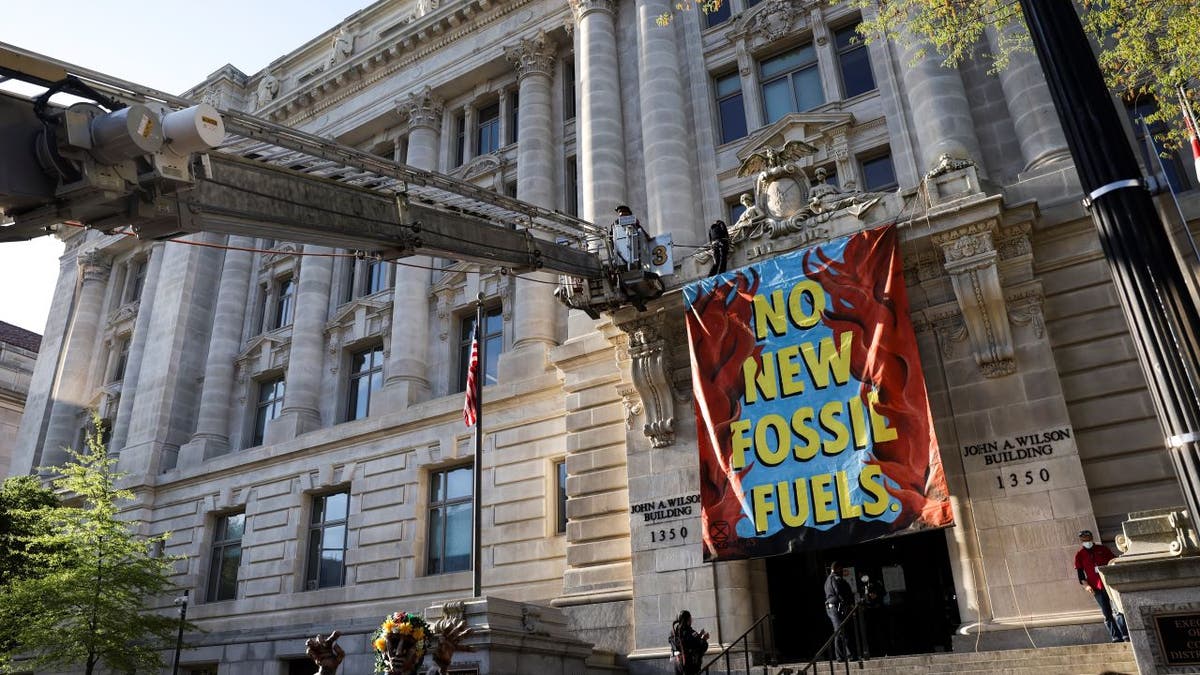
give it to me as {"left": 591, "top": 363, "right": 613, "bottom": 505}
{"left": 11, "top": 0, "right": 1200, "bottom": 672}
{"left": 0, "top": 321, "right": 39, "bottom": 478}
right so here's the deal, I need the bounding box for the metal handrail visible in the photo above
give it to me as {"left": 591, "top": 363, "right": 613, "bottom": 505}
{"left": 699, "top": 612, "right": 776, "bottom": 674}
{"left": 801, "top": 601, "right": 865, "bottom": 674}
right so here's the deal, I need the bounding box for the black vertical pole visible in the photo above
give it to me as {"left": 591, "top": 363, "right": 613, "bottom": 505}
{"left": 471, "top": 293, "right": 485, "bottom": 599}
{"left": 1016, "top": 0, "right": 1200, "bottom": 526}
{"left": 171, "top": 589, "right": 188, "bottom": 675}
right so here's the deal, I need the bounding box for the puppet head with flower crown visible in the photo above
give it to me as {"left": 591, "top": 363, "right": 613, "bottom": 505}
{"left": 371, "top": 612, "right": 431, "bottom": 674}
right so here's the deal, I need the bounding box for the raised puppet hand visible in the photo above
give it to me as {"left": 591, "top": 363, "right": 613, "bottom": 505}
{"left": 305, "top": 630, "right": 344, "bottom": 675}
{"left": 431, "top": 617, "right": 474, "bottom": 673}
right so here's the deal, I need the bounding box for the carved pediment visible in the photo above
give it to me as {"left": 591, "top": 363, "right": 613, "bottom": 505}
{"left": 729, "top": 0, "right": 817, "bottom": 46}
{"left": 234, "top": 333, "right": 291, "bottom": 377}
{"left": 736, "top": 112, "right": 855, "bottom": 167}
{"left": 458, "top": 153, "right": 505, "bottom": 181}
{"left": 325, "top": 297, "right": 392, "bottom": 357}
{"left": 259, "top": 243, "right": 300, "bottom": 272}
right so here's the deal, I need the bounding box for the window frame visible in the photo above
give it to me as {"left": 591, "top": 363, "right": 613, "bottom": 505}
{"left": 833, "top": 22, "right": 876, "bottom": 99}
{"left": 272, "top": 274, "right": 296, "bottom": 330}
{"left": 759, "top": 42, "right": 824, "bottom": 124}
{"left": 714, "top": 71, "right": 748, "bottom": 144}
{"left": 305, "top": 490, "right": 350, "bottom": 591}
{"left": 456, "top": 305, "right": 503, "bottom": 393}
{"left": 859, "top": 152, "right": 898, "bottom": 192}
{"left": 251, "top": 374, "right": 286, "bottom": 447}
{"left": 555, "top": 459, "right": 568, "bottom": 535}
{"left": 207, "top": 511, "right": 245, "bottom": 602}
{"left": 476, "top": 102, "right": 502, "bottom": 156}
{"left": 426, "top": 464, "right": 474, "bottom": 575}
{"left": 346, "top": 344, "right": 385, "bottom": 422}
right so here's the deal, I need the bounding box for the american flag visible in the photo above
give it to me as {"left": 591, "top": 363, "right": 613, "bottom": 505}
{"left": 463, "top": 327, "right": 480, "bottom": 427}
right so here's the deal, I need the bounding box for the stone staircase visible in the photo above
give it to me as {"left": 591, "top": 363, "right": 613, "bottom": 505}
{"left": 757, "top": 643, "right": 1138, "bottom": 675}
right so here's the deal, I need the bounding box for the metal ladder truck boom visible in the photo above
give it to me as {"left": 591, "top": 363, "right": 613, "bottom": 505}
{"left": 0, "top": 41, "right": 669, "bottom": 316}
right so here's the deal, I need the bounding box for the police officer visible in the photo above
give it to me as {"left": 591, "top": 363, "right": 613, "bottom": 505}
{"left": 824, "top": 561, "right": 856, "bottom": 661}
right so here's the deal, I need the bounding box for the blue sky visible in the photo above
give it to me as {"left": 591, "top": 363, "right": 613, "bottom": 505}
{"left": 0, "top": 1, "right": 374, "bottom": 333}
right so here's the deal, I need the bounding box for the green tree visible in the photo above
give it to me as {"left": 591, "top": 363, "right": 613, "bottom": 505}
{"left": 0, "top": 417, "right": 190, "bottom": 675}
{"left": 0, "top": 475, "right": 61, "bottom": 586}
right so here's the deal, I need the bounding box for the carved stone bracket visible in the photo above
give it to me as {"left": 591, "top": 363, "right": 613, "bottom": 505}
{"left": 932, "top": 221, "right": 1017, "bottom": 378}
{"left": 621, "top": 316, "right": 676, "bottom": 448}
{"left": 1006, "top": 285, "right": 1045, "bottom": 340}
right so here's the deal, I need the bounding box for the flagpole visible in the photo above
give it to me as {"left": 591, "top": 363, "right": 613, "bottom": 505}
{"left": 471, "top": 292, "right": 484, "bottom": 599}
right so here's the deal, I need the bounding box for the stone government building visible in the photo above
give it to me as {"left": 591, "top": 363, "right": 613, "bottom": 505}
{"left": 9, "top": 0, "right": 1200, "bottom": 672}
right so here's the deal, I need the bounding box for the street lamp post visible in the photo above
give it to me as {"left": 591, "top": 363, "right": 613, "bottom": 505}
{"left": 172, "top": 589, "right": 189, "bottom": 675}
{"left": 1015, "top": 0, "right": 1200, "bottom": 526}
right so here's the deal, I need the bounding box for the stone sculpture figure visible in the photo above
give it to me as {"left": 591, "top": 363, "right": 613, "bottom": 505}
{"left": 255, "top": 73, "right": 279, "bottom": 108}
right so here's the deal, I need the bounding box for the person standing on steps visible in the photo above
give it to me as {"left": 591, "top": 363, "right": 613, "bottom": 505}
{"left": 824, "top": 561, "right": 857, "bottom": 662}
{"left": 1074, "top": 529, "right": 1129, "bottom": 643}
{"left": 668, "top": 609, "right": 709, "bottom": 675}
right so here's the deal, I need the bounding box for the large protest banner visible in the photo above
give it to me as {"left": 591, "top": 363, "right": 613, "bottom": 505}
{"left": 684, "top": 225, "right": 953, "bottom": 561}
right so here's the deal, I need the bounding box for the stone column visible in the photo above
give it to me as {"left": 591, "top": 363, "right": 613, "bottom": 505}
{"left": 109, "top": 243, "right": 164, "bottom": 454}
{"left": 177, "top": 236, "right": 255, "bottom": 466}
{"left": 266, "top": 247, "right": 333, "bottom": 443}
{"left": 985, "top": 22, "right": 1070, "bottom": 172}
{"left": 570, "top": 0, "right": 627, "bottom": 221}
{"left": 41, "top": 249, "right": 111, "bottom": 465}
{"left": 896, "top": 33, "right": 985, "bottom": 176}
{"left": 380, "top": 90, "right": 440, "bottom": 407}
{"left": 463, "top": 104, "right": 477, "bottom": 164}
{"left": 735, "top": 41, "right": 765, "bottom": 132}
{"left": 635, "top": 0, "right": 699, "bottom": 240}
{"left": 499, "top": 31, "right": 560, "bottom": 380}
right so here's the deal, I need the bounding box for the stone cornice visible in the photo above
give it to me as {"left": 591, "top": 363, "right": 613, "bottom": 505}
{"left": 505, "top": 30, "right": 556, "bottom": 81}
{"left": 262, "top": 0, "right": 547, "bottom": 129}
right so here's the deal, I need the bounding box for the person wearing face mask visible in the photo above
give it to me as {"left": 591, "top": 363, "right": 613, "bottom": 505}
{"left": 1074, "top": 529, "right": 1129, "bottom": 642}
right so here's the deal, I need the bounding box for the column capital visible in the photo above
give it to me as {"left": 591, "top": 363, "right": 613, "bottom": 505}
{"left": 77, "top": 250, "right": 112, "bottom": 283}
{"left": 505, "top": 30, "right": 556, "bottom": 81}
{"left": 397, "top": 86, "right": 445, "bottom": 130}
{"left": 568, "top": 0, "right": 616, "bottom": 22}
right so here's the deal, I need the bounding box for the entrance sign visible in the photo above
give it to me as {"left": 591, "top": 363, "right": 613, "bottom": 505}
{"left": 683, "top": 225, "right": 953, "bottom": 561}
{"left": 1154, "top": 612, "right": 1200, "bottom": 666}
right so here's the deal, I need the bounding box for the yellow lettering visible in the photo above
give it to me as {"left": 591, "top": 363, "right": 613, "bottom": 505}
{"left": 790, "top": 407, "right": 820, "bottom": 460}
{"left": 730, "top": 419, "right": 753, "bottom": 470}
{"left": 801, "top": 331, "right": 854, "bottom": 389}
{"left": 753, "top": 290, "right": 788, "bottom": 339}
{"left": 742, "top": 354, "right": 778, "bottom": 404}
{"left": 754, "top": 414, "right": 791, "bottom": 467}
{"left": 787, "top": 279, "right": 826, "bottom": 329}
{"left": 751, "top": 484, "right": 776, "bottom": 534}
{"left": 811, "top": 474, "right": 837, "bottom": 523}
{"left": 835, "top": 470, "right": 863, "bottom": 519}
{"left": 867, "top": 390, "right": 899, "bottom": 443}
{"left": 777, "top": 478, "right": 810, "bottom": 527}
{"left": 776, "top": 344, "right": 805, "bottom": 396}
{"left": 819, "top": 401, "right": 849, "bottom": 455}
{"left": 848, "top": 393, "right": 869, "bottom": 450}
{"left": 859, "top": 464, "right": 890, "bottom": 517}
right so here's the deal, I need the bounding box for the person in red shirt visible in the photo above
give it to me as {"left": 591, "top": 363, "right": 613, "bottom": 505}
{"left": 1074, "top": 529, "right": 1129, "bottom": 642}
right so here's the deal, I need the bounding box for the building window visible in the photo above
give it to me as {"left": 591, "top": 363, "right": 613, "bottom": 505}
{"left": 272, "top": 275, "right": 296, "bottom": 330}
{"left": 715, "top": 72, "right": 748, "bottom": 144}
{"left": 555, "top": 460, "right": 568, "bottom": 534}
{"left": 427, "top": 465, "right": 473, "bottom": 574}
{"left": 861, "top": 153, "right": 897, "bottom": 191}
{"left": 565, "top": 155, "right": 579, "bottom": 217}
{"left": 207, "top": 512, "right": 244, "bottom": 602}
{"left": 344, "top": 259, "right": 388, "bottom": 302}
{"left": 252, "top": 376, "right": 286, "bottom": 446}
{"left": 306, "top": 491, "right": 349, "bottom": 590}
{"left": 760, "top": 43, "right": 824, "bottom": 124}
{"left": 477, "top": 103, "right": 501, "bottom": 156}
{"left": 509, "top": 91, "right": 520, "bottom": 145}
{"left": 704, "top": 0, "right": 732, "bottom": 28}
{"left": 108, "top": 336, "right": 130, "bottom": 384}
{"left": 124, "top": 258, "right": 147, "bottom": 303}
{"left": 454, "top": 113, "right": 466, "bottom": 168}
{"left": 1129, "top": 100, "right": 1193, "bottom": 194}
{"left": 729, "top": 198, "right": 748, "bottom": 227}
{"left": 457, "top": 306, "right": 502, "bottom": 393}
{"left": 564, "top": 60, "right": 576, "bottom": 121}
{"left": 346, "top": 345, "right": 384, "bottom": 421}
{"left": 835, "top": 24, "right": 875, "bottom": 98}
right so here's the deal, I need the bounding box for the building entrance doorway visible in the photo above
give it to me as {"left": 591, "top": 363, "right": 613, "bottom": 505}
{"left": 766, "top": 528, "right": 960, "bottom": 663}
